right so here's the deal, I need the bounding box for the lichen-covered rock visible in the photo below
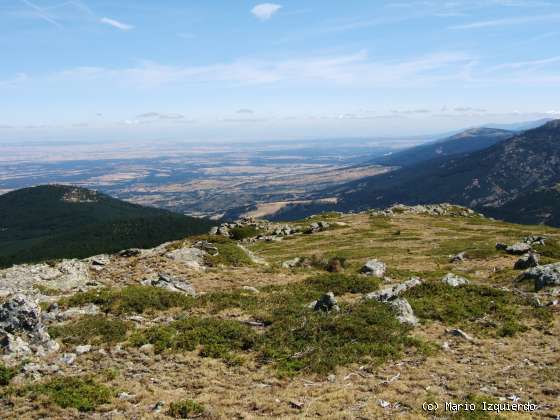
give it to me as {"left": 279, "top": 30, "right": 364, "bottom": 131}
{"left": 0, "top": 294, "right": 42, "bottom": 334}
{"left": 389, "top": 298, "right": 418, "bottom": 326}
{"left": 313, "top": 292, "right": 340, "bottom": 312}
{"left": 0, "top": 259, "right": 90, "bottom": 293}
{"left": 365, "top": 277, "right": 423, "bottom": 302}
{"left": 143, "top": 274, "right": 196, "bottom": 296}
{"left": 0, "top": 294, "right": 58, "bottom": 358}
{"left": 441, "top": 273, "right": 469, "bottom": 287}
{"left": 360, "top": 259, "right": 386, "bottom": 278}
{"left": 522, "top": 235, "right": 546, "bottom": 246}
{"left": 514, "top": 253, "right": 539, "bottom": 270}
{"left": 520, "top": 263, "right": 560, "bottom": 291}
{"left": 506, "top": 242, "right": 532, "bottom": 255}
{"left": 450, "top": 252, "right": 467, "bottom": 263}
{"left": 165, "top": 247, "right": 206, "bottom": 270}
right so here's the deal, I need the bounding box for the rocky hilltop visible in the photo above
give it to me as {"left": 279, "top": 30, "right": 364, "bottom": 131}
{"left": 1, "top": 206, "right": 559, "bottom": 418}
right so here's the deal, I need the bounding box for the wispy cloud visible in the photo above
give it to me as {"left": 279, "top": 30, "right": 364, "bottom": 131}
{"left": 19, "top": 0, "right": 62, "bottom": 28}
{"left": 236, "top": 109, "right": 255, "bottom": 114}
{"left": 52, "top": 51, "right": 474, "bottom": 88}
{"left": 251, "top": 3, "right": 282, "bottom": 21}
{"left": 136, "top": 112, "right": 185, "bottom": 120}
{"left": 451, "top": 14, "right": 560, "bottom": 29}
{"left": 100, "top": 17, "right": 134, "bottom": 31}
{"left": 490, "top": 56, "right": 560, "bottom": 71}
{"left": 0, "top": 73, "right": 29, "bottom": 88}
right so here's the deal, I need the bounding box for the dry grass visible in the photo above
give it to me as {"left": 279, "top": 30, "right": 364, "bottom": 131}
{"left": 2, "top": 212, "right": 559, "bottom": 418}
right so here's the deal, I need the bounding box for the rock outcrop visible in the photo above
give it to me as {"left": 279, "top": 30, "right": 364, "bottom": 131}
{"left": 365, "top": 277, "right": 423, "bottom": 302}
{"left": 514, "top": 253, "right": 539, "bottom": 270}
{"left": 360, "top": 259, "right": 387, "bottom": 278}
{"left": 519, "top": 263, "right": 560, "bottom": 291}
{"left": 141, "top": 274, "right": 196, "bottom": 296}
{"left": 389, "top": 298, "right": 419, "bottom": 326}
{"left": 0, "top": 294, "right": 59, "bottom": 358}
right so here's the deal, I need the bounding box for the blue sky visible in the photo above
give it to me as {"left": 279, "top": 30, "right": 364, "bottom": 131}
{"left": 1, "top": 0, "right": 560, "bottom": 143}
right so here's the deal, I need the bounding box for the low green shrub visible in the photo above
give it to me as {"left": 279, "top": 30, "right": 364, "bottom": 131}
{"left": 0, "top": 363, "right": 17, "bottom": 386}
{"left": 59, "top": 285, "right": 194, "bottom": 315}
{"left": 48, "top": 315, "right": 130, "bottom": 345}
{"left": 229, "top": 226, "right": 260, "bottom": 240}
{"left": 27, "top": 376, "right": 112, "bottom": 412}
{"left": 130, "top": 317, "right": 257, "bottom": 356}
{"left": 304, "top": 273, "right": 380, "bottom": 294}
{"left": 404, "top": 282, "right": 550, "bottom": 337}
{"left": 167, "top": 399, "right": 205, "bottom": 418}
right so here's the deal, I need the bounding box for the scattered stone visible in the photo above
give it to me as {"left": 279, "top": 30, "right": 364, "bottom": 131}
{"left": 208, "top": 226, "right": 219, "bottom": 235}
{"left": 118, "top": 392, "right": 136, "bottom": 401}
{"left": 447, "top": 328, "right": 474, "bottom": 341}
{"left": 119, "top": 248, "right": 142, "bottom": 258}
{"left": 360, "top": 259, "right": 387, "bottom": 278}
{"left": 519, "top": 263, "right": 560, "bottom": 291}
{"left": 242, "top": 286, "right": 259, "bottom": 293}
{"left": 76, "top": 344, "right": 92, "bottom": 355}
{"left": 60, "top": 353, "right": 77, "bottom": 365}
{"left": 514, "top": 253, "right": 539, "bottom": 270}
{"left": 289, "top": 401, "right": 305, "bottom": 410}
{"left": 144, "top": 274, "right": 196, "bottom": 296}
{"left": 139, "top": 344, "right": 154, "bottom": 355}
{"left": 450, "top": 252, "right": 467, "bottom": 263}
{"left": 327, "top": 374, "right": 336, "bottom": 383}
{"left": 193, "top": 240, "right": 219, "bottom": 256}
{"left": 495, "top": 243, "right": 508, "bottom": 251}
{"left": 217, "top": 226, "right": 230, "bottom": 237}
{"left": 441, "top": 273, "right": 469, "bottom": 287}
{"left": 371, "top": 203, "right": 481, "bottom": 218}
{"left": 313, "top": 292, "right": 340, "bottom": 312}
{"left": 506, "top": 243, "right": 532, "bottom": 255}
{"left": 523, "top": 235, "right": 546, "bottom": 246}
{"left": 89, "top": 255, "right": 110, "bottom": 266}
{"left": 55, "top": 304, "right": 100, "bottom": 321}
{"left": 153, "top": 401, "right": 165, "bottom": 413}
{"left": 378, "top": 400, "right": 391, "bottom": 409}
{"left": 365, "top": 277, "right": 423, "bottom": 302}
{"left": 0, "top": 333, "right": 31, "bottom": 356}
{"left": 389, "top": 298, "right": 419, "bottom": 325}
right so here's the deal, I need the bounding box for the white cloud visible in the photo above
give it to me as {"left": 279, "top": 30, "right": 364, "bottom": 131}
{"left": 451, "top": 14, "right": 560, "bottom": 29}
{"left": 136, "top": 112, "right": 185, "bottom": 120}
{"left": 251, "top": 3, "right": 282, "bottom": 21}
{"left": 52, "top": 51, "right": 474, "bottom": 88}
{"left": 236, "top": 109, "right": 255, "bottom": 114}
{"left": 50, "top": 51, "right": 475, "bottom": 90}
{"left": 100, "top": 17, "right": 134, "bottom": 31}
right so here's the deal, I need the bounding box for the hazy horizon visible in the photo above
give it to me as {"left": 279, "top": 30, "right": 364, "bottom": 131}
{"left": 2, "top": 0, "right": 560, "bottom": 143}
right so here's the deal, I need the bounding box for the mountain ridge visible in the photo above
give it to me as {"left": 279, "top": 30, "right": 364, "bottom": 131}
{"left": 0, "top": 184, "right": 216, "bottom": 267}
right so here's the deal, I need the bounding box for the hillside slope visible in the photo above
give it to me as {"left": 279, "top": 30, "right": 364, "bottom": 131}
{"left": 370, "top": 127, "right": 513, "bottom": 168}
{"left": 0, "top": 185, "right": 216, "bottom": 267}
{"left": 0, "top": 208, "right": 558, "bottom": 418}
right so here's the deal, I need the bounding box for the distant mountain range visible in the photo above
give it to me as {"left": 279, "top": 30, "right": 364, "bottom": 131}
{"left": 369, "top": 127, "right": 514, "bottom": 168}
{"left": 271, "top": 120, "right": 560, "bottom": 227}
{"left": 0, "top": 185, "right": 216, "bottom": 267}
